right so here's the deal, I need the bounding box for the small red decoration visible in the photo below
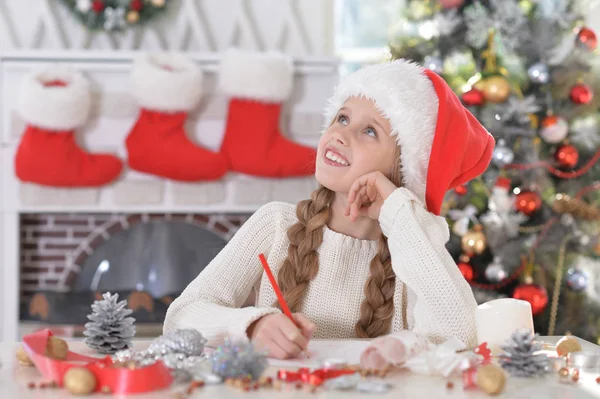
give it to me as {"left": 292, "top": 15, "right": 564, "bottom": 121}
{"left": 462, "top": 366, "right": 478, "bottom": 389}
{"left": 92, "top": 0, "right": 105, "bottom": 13}
{"left": 570, "top": 83, "right": 593, "bottom": 105}
{"left": 455, "top": 184, "right": 468, "bottom": 196}
{"left": 462, "top": 88, "right": 485, "bottom": 106}
{"left": 515, "top": 191, "right": 542, "bottom": 216}
{"left": 555, "top": 144, "right": 579, "bottom": 169}
{"left": 457, "top": 261, "right": 474, "bottom": 282}
{"left": 474, "top": 342, "right": 492, "bottom": 365}
{"left": 130, "top": 0, "right": 143, "bottom": 11}
{"left": 439, "top": 0, "right": 465, "bottom": 8}
{"left": 576, "top": 27, "right": 597, "bottom": 51}
{"left": 277, "top": 368, "right": 355, "bottom": 387}
{"left": 512, "top": 283, "right": 548, "bottom": 315}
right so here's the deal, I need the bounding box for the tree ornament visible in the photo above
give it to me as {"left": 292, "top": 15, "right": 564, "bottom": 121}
{"left": 512, "top": 283, "right": 548, "bottom": 315}
{"left": 552, "top": 193, "right": 600, "bottom": 220}
{"left": 485, "top": 257, "right": 508, "bottom": 283}
{"left": 554, "top": 144, "right": 579, "bottom": 169}
{"left": 461, "top": 225, "right": 487, "bottom": 255}
{"left": 515, "top": 191, "right": 542, "bottom": 216}
{"left": 152, "top": 0, "right": 165, "bottom": 7}
{"left": 439, "top": 0, "right": 464, "bottom": 8}
{"left": 479, "top": 75, "right": 511, "bottom": 103}
{"left": 498, "top": 329, "right": 549, "bottom": 377}
{"left": 462, "top": 88, "right": 485, "bottom": 106}
{"left": 76, "top": 0, "right": 92, "bottom": 12}
{"left": 64, "top": 367, "right": 97, "bottom": 395}
{"left": 492, "top": 139, "right": 514, "bottom": 167}
{"left": 455, "top": 184, "right": 468, "bottom": 196}
{"left": 92, "top": 0, "right": 104, "bottom": 13}
{"left": 127, "top": 10, "right": 139, "bottom": 23}
{"left": 457, "top": 255, "right": 475, "bottom": 282}
{"left": 576, "top": 27, "right": 597, "bottom": 51}
{"left": 570, "top": 83, "right": 593, "bottom": 104}
{"left": 556, "top": 336, "right": 582, "bottom": 356}
{"left": 566, "top": 268, "right": 588, "bottom": 292}
{"left": 130, "top": 0, "right": 143, "bottom": 11}
{"left": 527, "top": 62, "right": 550, "bottom": 84}
{"left": 83, "top": 292, "right": 136, "bottom": 354}
{"left": 210, "top": 338, "right": 267, "bottom": 381}
{"left": 540, "top": 115, "right": 569, "bottom": 144}
{"left": 476, "top": 364, "right": 506, "bottom": 395}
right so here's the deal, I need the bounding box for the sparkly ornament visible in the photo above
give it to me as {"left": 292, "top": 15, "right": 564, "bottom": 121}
{"left": 76, "top": 0, "right": 92, "bottom": 13}
{"left": 462, "top": 88, "right": 485, "bottom": 106}
{"left": 130, "top": 0, "right": 143, "bottom": 11}
{"left": 439, "top": 0, "right": 464, "bottom": 8}
{"left": 576, "top": 27, "right": 597, "bottom": 51}
{"left": 148, "top": 329, "right": 206, "bottom": 358}
{"left": 458, "top": 261, "right": 474, "bottom": 283}
{"left": 480, "top": 75, "right": 511, "bottom": 103}
{"left": 492, "top": 139, "right": 515, "bottom": 167}
{"left": 566, "top": 268, "right": 588, "bottom": 292}
{"left": 423, "top": 55, "right": 444, "bottom": 74}
{"left": 455, "top": 184, "right": 468, "bottom": 196}
{"left": 485, "top": 257, "right": 508, "bottom": 283}
{"left": 210, "top": 338, "right": 267, "bottom": 381}
{"left": 461, "top": 225, "right": 487, "bottom": 255}
{"left": 64, "top": 367, "right": 97, "bottom": 395}
{"left": 127, "top": 10, "right": 139, "bottom": 23}
{"left": 527, "top": 62, "right": 550, "bottom": 84}
{"left": 512, "top": 283, "right": 548, "bottom": 315}
{"left": 476, "top": 364, "right": 506, "bottom": 395}
{"left": 555, "top": 144, "right": 579, "bottom": 169}
{"left": 499, "top": 329, "right": 549, "bottom": 377}
{"left": 540, "top": 115, "right": 569, "bottom": 143}
{"left": 570, "top": 83, "right": 593, "bottom": 105}
{"left": 92, "top": 0, "right": 105, "bottom": 13}
{"left": 151, "top": 0, "right": 166, "bottom": 7}
{"left": 515, "top": 191, "right": 542, "bottom": 216}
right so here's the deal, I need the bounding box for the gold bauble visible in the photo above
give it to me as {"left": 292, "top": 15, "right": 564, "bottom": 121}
{"left": 476, "top": 364, "right": 506, "bottom": 396}
{"left": 480, "top": 75, "right": 511, "bottom": 103}
{"left": 151, "top": 0, "right": 166, "bottom": 7}
{"left": 127, "top": 10, "right": 140, "bottom": 24}
{"left": 461, "top": 225, "right": 487, "bottom": 255}
{"left": 16, "top": 345, "right": 34, "bottom": 366}
{"left": 46, "top": 336, "right": 68, "bottom": 360}
{"left": 556, "top": 336, "right": 582, "bottom": 357}
{"left": 64, "top": 367, "right": 97, "bottom": 396}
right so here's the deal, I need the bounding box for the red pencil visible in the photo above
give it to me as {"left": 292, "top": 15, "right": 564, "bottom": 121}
{"left": 258, "top": 253, "right": 310, "bottom": 358}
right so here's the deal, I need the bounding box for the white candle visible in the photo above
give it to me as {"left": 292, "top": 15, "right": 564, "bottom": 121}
{"left": 475, "top": 298, "right": 534, "bottom": 353}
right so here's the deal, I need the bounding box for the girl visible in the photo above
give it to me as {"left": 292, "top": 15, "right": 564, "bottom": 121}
{"left": 163, "top": 49, "right": 495, "bottom": 360}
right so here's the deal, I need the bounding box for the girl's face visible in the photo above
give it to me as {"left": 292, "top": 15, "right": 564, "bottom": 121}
{"left": 315, "top": 96, "right": 398, "bottom": 194}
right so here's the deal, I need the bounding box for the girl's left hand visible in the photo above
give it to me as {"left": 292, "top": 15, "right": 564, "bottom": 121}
{"left": 345, "top": 171, "right": 398, "bottom": 222}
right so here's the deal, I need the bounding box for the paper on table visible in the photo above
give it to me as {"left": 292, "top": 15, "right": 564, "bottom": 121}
{"left": 267, "top": 340, "right": 371, "bottom": 368}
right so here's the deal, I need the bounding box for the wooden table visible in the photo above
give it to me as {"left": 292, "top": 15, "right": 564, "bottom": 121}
{"left": 1, "top": 336, "right": 600, "bottom": 398}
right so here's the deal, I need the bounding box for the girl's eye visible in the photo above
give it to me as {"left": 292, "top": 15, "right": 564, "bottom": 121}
{"left": 365, "top": 127, "right": 377, "bottom": 137}
{"left": 337, "top": 114, "right": 349, "bottom": 125}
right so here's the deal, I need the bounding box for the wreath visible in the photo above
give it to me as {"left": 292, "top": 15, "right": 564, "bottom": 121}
{"left": 60, "top": 0, "right": 170, "bottom": 32}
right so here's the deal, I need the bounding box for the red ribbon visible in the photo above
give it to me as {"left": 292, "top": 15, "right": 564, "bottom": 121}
{"left": 22, "top": 329, "right": 173, "bottom": 394}
{"left": 277, "top": 367, "right": 356, "bottom": 386}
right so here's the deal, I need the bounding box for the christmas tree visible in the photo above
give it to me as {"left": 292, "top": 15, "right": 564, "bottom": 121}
{"left": 388, "top": 0, "right": 600, "bottom": 343}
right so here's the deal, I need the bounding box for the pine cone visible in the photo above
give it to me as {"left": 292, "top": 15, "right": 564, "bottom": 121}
{"left": 83, "top": 292, "right": 136, "bottom": 354}
{"left": 498, "top": 329, "right": 549, "bottom": 377}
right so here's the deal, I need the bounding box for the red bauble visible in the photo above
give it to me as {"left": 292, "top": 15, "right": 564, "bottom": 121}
{"left": 555, "top": 144, "right": 579, "bottom": 169}
{"left": 576, "top": 27, "right": 597, "bottom": 51}
{"left": 570, "top": 83, "right": 593, "bottom": 104}
{"left": 131, "top": 0, "right": 143, "bottom": 11}
{"left": 515, "top": 191, "right": 542, "bottom": 216}
{"left": 462, "top": 88, "right": 485, "bottom": 106}
{"left": 455, "top": 184, "right": 468, "bottom": 196}
{"left": 92, "top": 0, "right": 105, "bottom": 13}
{"left": 439, "top": 0, "right": 465, "bottom": 8}
{"left": 512, "top": 283, "right": 549, "bottom": 315}
{"left": 457, "top": 262, "right": 474, "bottom": 282}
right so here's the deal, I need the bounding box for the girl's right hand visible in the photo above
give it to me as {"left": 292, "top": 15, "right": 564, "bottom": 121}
{"left": 247, "top": 313, "right": 316, "bottom": 359}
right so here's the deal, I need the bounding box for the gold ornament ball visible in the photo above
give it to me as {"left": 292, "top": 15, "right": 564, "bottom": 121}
{"left": 64, "top": 367, "right": 97, "bottom": 396}
{"left": 461, "top": 225, "right": 487, "bottom": 255}
{"left": 46, "top": 336, "right": 68, "bottom": 360}
{"left": 558, "top": 367, "right": 570, "bottom": 377}
{"left": 556, "top": 336, "right": 582, "bottom": 357}
{"left": 151, "top": 0, "right": 166, "bottom": 7}
{"left": 127, "top": 10, "right": 140, "bottom": 24}
{"left": 476, "top": 364, "right": 506, "bottom": 396}
{"left": 481, "top": 76, "right": 511, "bottom": 103}
{"left": 16, "top": 345, "right": 34, "bottom": 366}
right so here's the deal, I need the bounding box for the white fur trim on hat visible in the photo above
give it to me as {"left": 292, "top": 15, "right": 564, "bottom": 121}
{"left": 131, "top": 52, "right": 203, "bottom": 112}
{"left": 322, "top": 60, "right": 439, "bottom": 204}
{"left": 18, "top": 66, "right": 91, "bottom": 131}
{"left": 218, "top": 48, "right": 293, "bottom": 103}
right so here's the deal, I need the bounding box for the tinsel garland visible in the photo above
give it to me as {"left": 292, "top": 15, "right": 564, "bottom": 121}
{"left": 59, "top": 0, "right": 169, "bottom": 32}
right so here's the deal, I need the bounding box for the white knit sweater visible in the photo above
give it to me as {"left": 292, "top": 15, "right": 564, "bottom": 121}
{"left": 163, "top": 187, "right": 478, "bottom": 349}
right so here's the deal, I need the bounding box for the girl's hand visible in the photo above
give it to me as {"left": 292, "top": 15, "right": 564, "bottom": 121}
{"left": 247, "top": 313, "right": 316, "bottom": 359}
{"left": 345, "top": 171, "right": 397, "bottom": 222}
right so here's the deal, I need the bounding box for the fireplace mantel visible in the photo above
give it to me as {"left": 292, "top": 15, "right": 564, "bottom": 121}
{"left": 0, "top": 51, "right": 339, "bottom": 341}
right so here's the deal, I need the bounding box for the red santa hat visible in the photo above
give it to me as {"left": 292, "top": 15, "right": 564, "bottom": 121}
{"left": 323, "top": 59, "right": 495, "bottom": 215}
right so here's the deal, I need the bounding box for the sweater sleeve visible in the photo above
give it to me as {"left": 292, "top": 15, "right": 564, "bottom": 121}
{"left": 379, "top": 187, "right": 478, "bottom": 349}
{"left": 163, "top": 202, "right": 283, "bottom": 347}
